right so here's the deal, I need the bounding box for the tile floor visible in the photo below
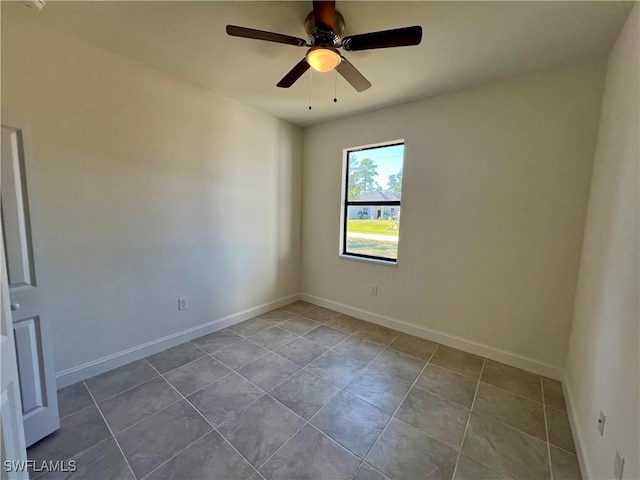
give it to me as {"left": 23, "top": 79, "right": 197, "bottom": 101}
{"left": 28, "top": 301, "right": 582, "bottom": 480}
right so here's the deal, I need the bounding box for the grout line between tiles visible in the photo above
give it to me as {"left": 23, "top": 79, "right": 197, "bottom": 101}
{"left": 423, "top": 360, "right": 484, "bottom": 382}
{"left": 143, "top": 361, "right": 261, "bottom": 480}
{"left": 140, "top": 430, "right": 213, "bottom": 480}
{"left": 82, "top": 380, "right": 138, "bottom": 480}
{"left": 451, "top": 359, "right": 485, "bottom": 480}
{"left": 85, "top": 364, "right": 160, "bottom": 404}
{"left": 253, "top": 415, "right": 309, "bottom": 473}
{"left": 476, "top": 379, "right": 545, "bottom": 405}
{"left": 95, "top": 367, "right": 235, "bottom": 437}
{"left": 235, "top": 321, "right": 401, "bottom": 474}
{"left": 349, "top": 343, "right": 440, "bottom": 479}
{"left": 55, "top": 401, "right": 98, "bottom": 423}
{"left": 363, "top": 462, "right": 391, "bottom": 480}
{"left": 151, "top": 349, "right": 210, "bottom": 375}
{"left": 470, "top": 408, "right": 556, "bottom": 447}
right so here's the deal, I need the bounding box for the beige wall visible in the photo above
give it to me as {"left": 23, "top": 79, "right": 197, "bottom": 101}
{"left": 1, "top": 13, "right": 302, "bottom": 374}
{"left": 564, "top": 6, "right": 639, "bottom": 480}
{"left": 301, "top": 60, "right": 606, "bottom": 373}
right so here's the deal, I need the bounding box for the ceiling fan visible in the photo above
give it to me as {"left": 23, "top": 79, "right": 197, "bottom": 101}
{"left": 226, "top": 1, "right": 422, "bottom": 92}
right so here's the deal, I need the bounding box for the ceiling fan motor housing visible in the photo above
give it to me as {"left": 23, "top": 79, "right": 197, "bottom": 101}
{"left": 305, "top": 11, "right": 345, "bottom": 46}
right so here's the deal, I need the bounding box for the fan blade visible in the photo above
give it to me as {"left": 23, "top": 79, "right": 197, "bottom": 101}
{"left": 313, "top": 0, "right": 335, "bottom": 31}
{"left": 336, "top": 57, "right": 371, "bottom": 92}
{"left": 277, "top": 59, "right": 311, "bottom": 88}
{"left": 342, "top": 25, "right": 422, "bottom": 51}
{"left": 226, "top": 25, "right": 307, "bottom": 47}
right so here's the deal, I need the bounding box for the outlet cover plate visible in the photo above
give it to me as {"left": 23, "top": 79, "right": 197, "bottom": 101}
{"left": 178, "top": 297, "right": 188, "bottom": 311}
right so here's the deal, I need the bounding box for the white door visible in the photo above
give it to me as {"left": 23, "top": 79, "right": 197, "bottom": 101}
{"left": 1, "top": 142, "right": 28, "bottom": 480}
{"left": 1, "top": 110, "right": 59, "bottom": 447}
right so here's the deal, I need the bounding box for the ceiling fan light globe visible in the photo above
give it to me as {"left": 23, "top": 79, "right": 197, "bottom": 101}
{"left": 306, "top": 47, "right": 341, "bottom": 72}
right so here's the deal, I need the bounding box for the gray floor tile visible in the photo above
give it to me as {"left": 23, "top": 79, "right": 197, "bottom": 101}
{"left": 345, "top": 369, "right": 412, "bottom": 414}
{"left": 274, "top": 337, "right": 328, "bottom": 366}
{"left": 85, "top": 360, "right": 157, "bottom": 401}
{"left": 219, "top": 395, "right": 305, "bottom": 467}
{"left": 116, "top": 400, "right": 212, "bottom": 478}
{"left": 353, "top": 463, "right": 387, "bottom": 480}
{"left": 461, "top": 413, "right": 550, "bottom": 480}
{"left": 389, "top": 334, "right": 438, "bottom": 361}
{"left": 213, "top": 339, "right": 270, "bottom": 370}
{"left": 325, "top": 314, "right": 366, "bottom": 333}
{"left": 332, "top": 336, "right": 384, "bottom": 363}
{"left": 543, "top": 378, "right": 567, "bottom": 411}
{"left": 366, "top": 418, "right": 458, "bottom": 480}
{"left": 367, "top": 349, "right": 425, "bottom": 384}
{"left": 147, "top": 430, "right": 254, "bottom": 480}
{"left": 550, "top": 446, "right": 582, "bottom": 480}
{"left": 259, "top": 424, "right": 360, "bottom": 480}
{"left": 396, "top": 386, "right": 470, "bottom": 449}
{"left": 230, "top": 318, "right": 272, "bottom": 337}
{"left": 270, "top": 369, "right": 340, "bottom": 420}
{"left": 39, "top": 306, "right": 584, "bottom": 480}
{"left": 481, "top": 360, "right": 542, "bottom": 402}
{"left": 257, "top": 310, "right": 295, "bottom": 325}
{"left": 98, "top": 377, "right": 181, "bottom": 433}
{"left": 430, "top": 346, "right": 484, "bottom": 380}
{"left": 474, "top": 383, "right": 546, "bottom": 440}
{"left": 311, "top": 391, "right": 390, "bottom": 458}
{"left": 164, "top": 355, "right": 232, "bottom": 396}
{"left": 146, "top": 342, "right": 206, "bottom": 373}
{"left": 249, "top": 326, "right": 299, "bottom": 351}
{"left": 278, "top": 316, "right": 322, "bottom": 335}
{"left": 546, "top": 406, "right": 576, "bottom": 453}
{"left": 416, "top": 364, "right": 477, "bottom": 409}
{"left": 307, "top": 350, "right": 369, "bottom": 387}
{"left": 57, "top": 382, "right": 94, "bottom": 419}
{"left": 454, "top": 455, "right": 507, "bottom": 480}
{"left": 36, "top": 438, "right": 134, "bottom": 480}
{"left": 354, "top": 324, "right": 399, "bottom": 346}
{"left": 27, "top": 405, "right": 110, "bottom": 466}
{"left": 303, "top": 325, "right": 350, "bottom": 348}
{"left": 188, "top": 372, "right": 264, "bottom": 427}
{"left": 281, "top": 301, "right": 316, "bottom": 315}
{"left": 192, "top": 329, "right": 243, "bottom": 353}
{"left": 238, "top": 353, "right": 300, "bottom": 391}
{"left": 302, "top": 306, "right": 345, "bottom": 323}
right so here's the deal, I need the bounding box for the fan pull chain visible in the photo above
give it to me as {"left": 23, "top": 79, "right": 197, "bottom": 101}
{"left": 308, "top": 69, "right": 312, "bottom": 110}
{"left": 334, "top": 69, "right": 338, "bottom": 103}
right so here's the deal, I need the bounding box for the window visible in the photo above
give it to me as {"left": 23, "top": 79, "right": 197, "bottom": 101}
{"left": 341, "top": 141, "right": 404, "bottom": 263}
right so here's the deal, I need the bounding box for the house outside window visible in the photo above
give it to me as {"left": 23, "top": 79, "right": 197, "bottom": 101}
{"left": 340, "top": 141, "right": 404, "bottom": 264}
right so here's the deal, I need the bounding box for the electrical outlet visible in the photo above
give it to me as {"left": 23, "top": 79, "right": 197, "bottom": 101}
{"left": 598, "top": 410, "right": 606, "bottom": 436}
{"left": 178, "top": 297, "right": 188, "bottom": 311}
{"left": 371, "top": 286, "right": 378, "bottom": 296}
{"left": 614, "top": 450, "right": 625, "bottom": 480}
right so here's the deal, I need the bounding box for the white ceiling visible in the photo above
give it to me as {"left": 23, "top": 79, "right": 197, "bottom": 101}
{"left": 4, "top": 1, "right": 634, "bottom": 127}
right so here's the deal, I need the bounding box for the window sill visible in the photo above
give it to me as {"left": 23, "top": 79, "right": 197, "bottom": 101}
{"left": 339, "top": 254, "right": 398, "bottom": 267}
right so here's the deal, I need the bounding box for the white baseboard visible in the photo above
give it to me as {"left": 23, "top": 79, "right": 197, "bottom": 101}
{"left": 562, "top": 378, "right": 591, "bottom": 479}
{"left": 56, "top": 293, "right": 301, "bottom": 388}
{"left": 300, "top": 293, "right": 563, "bottom": 380}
